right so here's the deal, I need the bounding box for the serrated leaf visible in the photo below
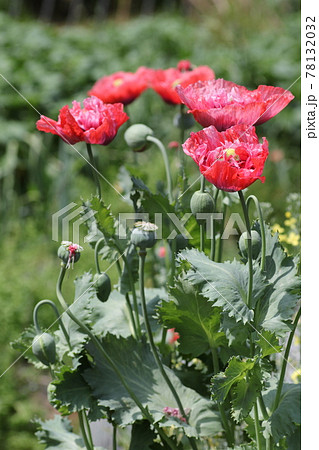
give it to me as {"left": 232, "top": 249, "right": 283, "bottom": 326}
{"left": 35, "top": 415, "right": 86, "bottom": 449}
{"left": 159, "top": 278, "right": 226, "bottom": 357}
{"left": 91, "top": 196, "right": 116, "bottom": 238}
{"left": 129, "top": 420, "right": 163, "bottom": 450}
{"left": 263, "top": 383, "right": 301, "bottom": 443}
{"left": 256, "top": 330, "right": 282, "bottom": 357}
{"left": 83, "top": 334, "right": 222, "bottom": 438}
{"left": 55, "top": 272, "right": 96, "bottom": 359}
{"left": 178, "top": 248, "right": 266, "bottom": 324}
{"left": 11, "top": 325, "right": 49, "bottom": 369}
{"left": 51, "top": 366, "right": 105, "bottom": 421}
{"left": 211, "top": 356, "right": 256, "bottom": 403}
{"left": 253, "top": 222, "right": 300, "bottom": 336}
{"left": 231, "top": 363, "right": 262, "bottom": 421}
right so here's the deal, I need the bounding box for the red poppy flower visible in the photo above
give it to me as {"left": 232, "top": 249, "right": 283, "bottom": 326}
{"left": 150, "top": 62, "right": 215, "bottom": 105}
{"left": 176, "top": 79, "right": 294, "bottom": 130}
{"left": 36, "top": 96, "right": 128, "bottom": 145}
{"left": 88, "top": 67, "right": 151, "bottom": 105}
{"left": 183, "top": 124, "right": 269, "bottom": 192}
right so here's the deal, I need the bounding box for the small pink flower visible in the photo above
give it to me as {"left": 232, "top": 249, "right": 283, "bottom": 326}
{"left": 167, "top": 328, "right": 180, "bottom": 344}
{"left": 168, "top": 141, "right": 180, "bottom": 149}
{"left": 158, "top": 246, "right": 167, "bottom": 258}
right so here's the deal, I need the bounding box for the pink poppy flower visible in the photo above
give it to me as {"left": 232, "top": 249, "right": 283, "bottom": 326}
{"left": 88, "top": 67, "right": 151, "bottom": 105}
{"left": 176, "top": 79, "right": 294, "bottom": 130}
{"left": 183, "top": 124, "right": 269, "bottom": 192}
{"left": 36, "top": 96, "right": 128, "bottom": 145}
{"left": 150, "top": 62, "right": 215, "bottom": 105}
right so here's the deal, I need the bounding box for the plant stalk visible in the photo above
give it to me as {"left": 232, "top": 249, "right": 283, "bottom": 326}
{"left": 238, "top": 190, "right": 253, "bottom": 308}
{"left": 86, "top": 143, "right": 102, "bottom": 199}
{"left": 146, "top": 135, "right": 173, "bottom": 204}
{"left": 246, "top": 195, "right": 266, "bottom": 271}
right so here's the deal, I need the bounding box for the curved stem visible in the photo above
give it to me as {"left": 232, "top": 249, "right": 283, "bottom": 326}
{"left": 78, "top": 410, "right": 93, "bottom": 450}
{"left": 33, "top": 299, "right": 71, "bottom": 350}
{"left": 138, "top": 251, "right": 198, "bottom": 450}
{"left": 146, "top": 136, "right": 173, "bottom": 204}
{"left": 238, "top": 190, "right": 253, "bottom": 308}
{"left": 273, "top": 306, "right": 301, "bottom": 412}
{"left": 246, "top": 195, "right": 266, "bottom": 271}
{"left": 94, "top": 237, "right": 105, "bottom": 274}
{"left": 56, "top": 264, "right": 178, "bottom": 450}
{"left": 86, "top": 143, "right": 102, "bottom": 199}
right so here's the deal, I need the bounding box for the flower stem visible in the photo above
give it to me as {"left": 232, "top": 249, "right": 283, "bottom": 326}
{"left": 33, "top": 299, "right": 71, "bottom": 350}
{"left": 94, "top": 237, "right": 105, "bottom": 274}
{"left": 199, "top": 176, "right": 206, "bottom": 252}
{"left": 246, "top": 195, "right": 266, "bottom": 271}
{"left": 253, "top": 402, "right": 263, "bottom": 450}
{"left": 146, "top": 135, "right": 173, "bottom": 204}
{"left": 86, "top": 143, "right": 102, "bottom": 199}
{"left": 112, "top": 424, "right": 117, "bottom": 450}
{"left": 138, "top": 250, "right": 198, "bottom": 450}
{"left": 238, "top": 190, "right": 253, "bottom": 308}
{"left": 78, "top": 410, "right": 93, "bottom": 450}
{"left": 273, "top": 306, "right": 301, "bottom": 412}
{"left": 210, "top": 189, "right": 219, "bottom": 261}
{"left": 56, "top": 264, "right": 178, "bottom": 450}
{"left": 217, "top": 202, "right": 227, "bottom": 263}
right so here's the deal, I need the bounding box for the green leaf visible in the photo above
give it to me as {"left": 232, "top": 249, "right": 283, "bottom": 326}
{"left": 55, "top": 272, "right": 96, "bottom": 360}
{"left": 262, "top": 383, "right": 301, "bottom": 443}
{"left": 35, "top": 415, "right": 86, "bottom": 449}
{"left": 90, "top": 196, "right": 116, "bottom": 238}
{"left": 256, "top": 330, "right": 282, "bottom": 357}
{"left": 129, "top": 420, "right": 163, "bottom": 450}
{"left": 84, "top": 334, "right": 222, "bottom": 438}
{"left": 159, "top": 277, "right": 226, "bottom": 357}
{"left": 231, "top": 363, "right": 262, "bottom": 421}
{"left": 50, "top": 366, "right": 105, "bottom": 421}
{"left": 11, "top": 325, "right": 48, "bottom": 369}
{"left": 178, "top": 248, "right": 266, "bottom": 324}
{"left": 211, "top": 356, "right": 256, "bottom": 403}
{"left": 253, "top": 222, "right": 300, "bottom": 336}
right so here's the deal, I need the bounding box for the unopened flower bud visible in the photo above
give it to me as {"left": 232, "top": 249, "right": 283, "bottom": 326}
{"left": 190, "top": 190, "right": 215, "bottom": 224}
{"left": 32, "top": 333, "right": 56, "bottom": 366}
{"left": 173, "top": 112, "right": 195, "bottom": 130}
{"left": 131, "top": 221, "right": 158, "bottom": 249}
{"left": 239, "top": 230, "right": 261, "bottom": 259}
{"left": 168, "top": 234, "right": 189, "bottom": 253}
{"left": 93, "top": 272, "right": 111, "bottom": 302}
{"left": 124, "top": 124, "right": 154, "bottom": 152}
{"left": 58, "top": 241, "right": 83, "bottom": 268}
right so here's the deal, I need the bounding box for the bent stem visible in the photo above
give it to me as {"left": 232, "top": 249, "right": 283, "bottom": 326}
{"left": 33, "top": 299, "right": 71, "bottom": 350}
{"left": 246, "top": 195, "right": 266, "bottom": 271}
{"left": 146, "top": 135, "right": 173, "bottom": 204}
{"left": 138, "top": 250, "right": 198, "bottom": 450}
{"left": 94, "top": 237, "right": 105, "bottom": 274}
{"left": 238, "top": 190, "right": 253, "bottom": 308}
{"left": 273, "top": 306, "right": 301, "bottom": 412}
{"left": 56, "top": 264, "right": 178, "bottom": 450}
{"left": 86, "top": 143, "right": 102, "bottom": 199}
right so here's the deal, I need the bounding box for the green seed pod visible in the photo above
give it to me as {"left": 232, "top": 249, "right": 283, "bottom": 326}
{"left": 124, "top": 124, "right": 154, "bottom": 152}
{"left": 173, "top": 112, "right": 195, "bottom": 130}
{"left": 190, "top": 190, "right": 215, "bottom": 224}
{"left": 131, "top": 228, "right": 156, "bottom": 249}
{"left": 239, "top": 230, "right": 261, "bottom": 259}
{"left": 93, "top": 272, "right": 111, "bottom": 302}
{"left": 168, "top": 234, "right": 189, "bottom": 253}
{"left": 32, "top": 333, "right": 56, "bottom": 366}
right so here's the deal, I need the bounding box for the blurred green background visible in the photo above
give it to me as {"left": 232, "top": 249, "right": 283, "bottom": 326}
{"left": 0, "top": 1, "right": 300, "bottom": 448}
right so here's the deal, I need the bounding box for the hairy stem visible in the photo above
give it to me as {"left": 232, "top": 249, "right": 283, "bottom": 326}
{"left": 86, "top": 143, "right": 101, "bottom": 199}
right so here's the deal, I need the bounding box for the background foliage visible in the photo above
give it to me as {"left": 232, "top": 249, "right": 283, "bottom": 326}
{"left": 0, "top": 1, "right": 300, "bottom": 448}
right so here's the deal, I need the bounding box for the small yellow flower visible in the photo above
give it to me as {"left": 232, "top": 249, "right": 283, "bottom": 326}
{"left": 286, "top": 232, "right": 300, "bottom": 246}
{"left": 291, "top": 369, "right": 301, "bottom": 384}
{"left": 285, "top": 211, "right": 292, "bottom": 218}
{"left": 284, "top": 217, "right": 297, "bottom": 227}
{"left": 272, "top": 224, "right": 284, "bottom": 234}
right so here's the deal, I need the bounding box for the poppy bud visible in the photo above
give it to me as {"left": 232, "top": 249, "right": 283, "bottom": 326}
{"left": 57, "top": 241, "right": 83, "bottom": 268}
{"left": 131, "top": 221, "right": 158, "bottom": 249}
{"left": 173, "top": 112, "right": 195, "bottom": 130}
{"left": 168, "top": 234, "right": 189, "bottom": 253}
{"left": 239, "top": 230, "right": 261, "bottom": 259}
{"left": 93, "top": 272, "right": 111, "bottom": 302}
{"left": 124, "top": 123, "right": 154, "bottom": 152}
{"left": 32, "top": 333, "right": 56, "bottom": 366}
{"left": 190, "top": 190, "right": 215, "bottom": 224}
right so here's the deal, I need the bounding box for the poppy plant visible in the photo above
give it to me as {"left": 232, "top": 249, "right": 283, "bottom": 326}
{"left": 176, "top": 78, "right": 294, "bottom": 130}
{"left": 150, "top": 61, "right": 215, "bottom": 105}
{"left": 88, "top": 67, "right": 151, "bottom": 105}
{"left": 36, "top": 96, "right": 128, "bottom": 145}
{"left": 182, "top": 124, "right": 269, "bottom": 192}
